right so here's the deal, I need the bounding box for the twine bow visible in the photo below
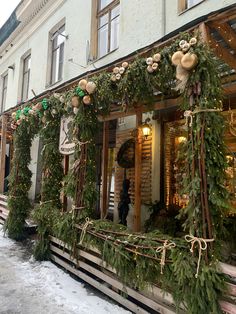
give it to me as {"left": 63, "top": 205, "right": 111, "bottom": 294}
{"left": 156, "top": 240, "right": 176, "bottom": 274}
{"left": 79, "top": 217, "right": 93, "bottom": 245}
{"left": 184, "top": 108, "right": 222, "bottom": 128}
{"left": 185, "top": 234, "right": 214, "bottom": 278}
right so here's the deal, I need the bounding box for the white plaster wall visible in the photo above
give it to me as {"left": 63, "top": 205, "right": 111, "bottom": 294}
{"left": 1, "top": 0, "right": 236, "bottom": 112}
{"left": 166, "top": 0, "right": 236, "bottom": 35}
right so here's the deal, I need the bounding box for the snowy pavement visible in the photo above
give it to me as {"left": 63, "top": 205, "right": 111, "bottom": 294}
{"left": 0, "top": 227, "right": 131, "bottom": 314}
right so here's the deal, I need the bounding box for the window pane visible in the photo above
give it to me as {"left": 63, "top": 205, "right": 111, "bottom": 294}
{"left": 99, "top": 14, "right": 109, "bottom": 28}
{"left": 187, "top": 0, "right": 202, "bottom": 8}
{"left": 98, "top": 24, "right": 108, "bottom": 57}
{"left": 110, "top": 15, "right": 119, "bottom": 51}
{"left": 58, "top": 43, "right": 64, "bottom": 80}
{"left": 1, "top": 74, "right": 8, "bottom": 111}
{"left": 51, "top": 48, "right": 60, "bottom": 83}
{"left": 111, "top": 4, "right": 120, "bottom": 19}
{"left": 99, "top": 0, "right": 113, "bottom": 10}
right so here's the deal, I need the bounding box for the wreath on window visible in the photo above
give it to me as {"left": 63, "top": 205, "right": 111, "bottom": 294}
{"left": 117, "top": 138, "right": 135, "bottom": 168}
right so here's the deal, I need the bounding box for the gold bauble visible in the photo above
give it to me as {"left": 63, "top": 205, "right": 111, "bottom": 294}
{"left": 153, "top": 53, "right": 161, "bottom": 62}
{"left": 85, "top": 81, "right": 96, "bottom": 94}
{"left": 71, "top": 96, "right": 79, "bottom": 107}
{"left": 78, "top": 79, "right": 88, "bottom": 90}
{"left": 122, "top": 61, "right": 129, "bottom": 68}
{"left": 113, "top": 67, "right": 120, "bottom": 74}
{"left": 171, "top": 51, "right": 184, "bottom": 66}
{"left": 83, "top": 95, "right": 91, "bottom": 105}
{"left": 181, "top": 53, "right": 198, "bottom": 70}
{"left": 147, "top": 65, "right": 154, "bottom": 73}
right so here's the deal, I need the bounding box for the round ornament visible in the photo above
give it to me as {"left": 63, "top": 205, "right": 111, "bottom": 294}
{"left": 182, "top": 42, "right": 190, "bottom": 52}
{"left": 181, "top": 53, "right": 198, "bottom": 70}
{"left": 189, "top": 37, "right": 197, "bottom": 46}
{"left": 111, "top": 75, "right": 117, "bottom": 82}
{"left": 11, "top": 112, "right": 16, "bottom": 120}
{"left": 113, "top": 67, "right": 120, "bottom": 74}
{"left": 153, "top": 53, "right": 161, "bottom": 62}
{"left": 179, "top": 40, "right": 187, "bottom": 49}
{"left": 85, "top": 81, "right": 96, "bottom": 94}
{"left": 147, "top": 65, "right": 154, "bottom": 73}
{"left": 71, "top": 96, "right": 79, "bottom": 107}
{"left": 146, "top": 57, "right": 153, "bottom": 65}
{"left": 35, "top": 103, "right": 42, "bottom": 110}
{"left": 119, "top": 67, "right": 125, "bottom": 74}
{"left": 171, "top": 51, "right": 184, "bottom": 66}
{"left": 122, "top": 61, "right": 129, "bottom": 68}
{"left": 116, "top": 73, "right": 121, "bottom": 80}
{"left": 152, "top": 62, "right": 158, "bottom": 70}
{"left": 78, "top": 79, "right": 88, "bottom": 90}
{"left": 83, "top": 95, "right": 91, "bottom": 105}
{"left": 73, "top": 107, "right": 79, "bottom": 115}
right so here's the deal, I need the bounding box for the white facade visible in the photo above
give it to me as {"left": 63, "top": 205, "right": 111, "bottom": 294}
{"left": 0, "top": 0, "right": 235, "bottom": 203}
{"left": 0, "top": 0, "right": 235, "bottom": 113}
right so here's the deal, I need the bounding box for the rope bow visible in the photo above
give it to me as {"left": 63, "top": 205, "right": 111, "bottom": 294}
{"left": 184, "top": 108, "right": 222, "bottom": 127}
{"left": 156, "top": 240, "right": 176, "bottom": 274}
{"left": 185, "top": 234, "right": 214, "bottom": 278}
{"left": 79, "top": 217, "right": 93, "bottom": 245}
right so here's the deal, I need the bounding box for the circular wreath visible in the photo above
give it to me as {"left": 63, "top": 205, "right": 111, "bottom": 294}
{"left": 117, "top": 138, "right": 135, "bottom": 168}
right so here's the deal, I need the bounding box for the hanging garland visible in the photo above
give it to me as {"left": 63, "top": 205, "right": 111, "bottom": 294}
{"left": 7, "top": 32, "right": 232, "bottom": 313}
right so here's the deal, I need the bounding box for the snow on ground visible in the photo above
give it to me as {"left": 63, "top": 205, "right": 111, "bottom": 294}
{"left": 0, "top": 227, "right": 131, "bottom": 314}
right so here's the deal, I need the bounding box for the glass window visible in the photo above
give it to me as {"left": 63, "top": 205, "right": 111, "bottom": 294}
{"left": 50, "top": 24, "right": 65, "bottom": 84}
{"left": 22, "top": 54, "right": 31, "bottom": 101}
{"left": 1, "top": 73, "right": 8, "bottom": 112}
{"left": 187, "top": 0, "right": 202, "bottom": 8}
{"left": 97, "top": 1, "right": 120, "bottom": 58}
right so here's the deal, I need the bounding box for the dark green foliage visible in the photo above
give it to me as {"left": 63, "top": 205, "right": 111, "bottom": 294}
{"left": 33, "top": 97, "right": 64, "bottom": 260}
{"left": 5, "top": 118, "right": 38, "bottom": 240}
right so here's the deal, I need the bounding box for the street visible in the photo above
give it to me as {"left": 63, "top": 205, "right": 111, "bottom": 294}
{"left": 0, "top": 228, "right": 130, "bottom": 314}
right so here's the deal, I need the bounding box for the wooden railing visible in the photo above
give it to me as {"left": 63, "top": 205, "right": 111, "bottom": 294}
{"left": 1, "top": 194, "right": 236, "bottom": 314}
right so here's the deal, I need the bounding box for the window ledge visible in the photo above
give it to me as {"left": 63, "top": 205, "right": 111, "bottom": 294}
{"left": 92, "top": 47, "right": 119, "bottom": 63}
{"left": 45, "top": 78, "right": 63, "bottom": 89}
{"left": 178, "top": 0, "right": 205, "bottom": 16}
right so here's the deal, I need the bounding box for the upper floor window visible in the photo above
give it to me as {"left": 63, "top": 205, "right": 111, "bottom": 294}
{"left": 50, "top": 24, "right": 65, "bottom": 84}
{"left": 1, "top": 73, "right": 8, "bottom": 112}
{"left": 21, "top": 54, "right": 31, "bottom": 101}
{"left": 97, "top": 0, "right": 120, "bottom": 58}
{"left": 178, "top": 0, "right": 204, "bottom": 13}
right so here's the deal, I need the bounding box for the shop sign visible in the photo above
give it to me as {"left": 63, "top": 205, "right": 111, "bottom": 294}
{"left": 59, "top": 116, "right": 75, "bottom": 155}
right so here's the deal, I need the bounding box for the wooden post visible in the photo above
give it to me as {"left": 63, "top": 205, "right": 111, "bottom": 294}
{"left": 0, "top": 115, "right": 7, "bottom": 194}
{"left": 101, "top": 121, "right": 109, "bottom": 219}
{"left": 134, "top": 110, "right": 142, "bottom": 232}
{"left": 62, "top": 155, "right": 69, "bottom": 211}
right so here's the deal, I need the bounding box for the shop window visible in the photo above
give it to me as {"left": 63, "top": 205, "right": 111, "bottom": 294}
{"left": 91, "top": 0, "right": 120, "bottom": 59}
{"left": 1, "top": 73, "right": 8, "bottom": 112}
{"left": 21, "top": 54, "right": 31, "bottom": 101}
{"left": 164, "top": 115, "right": 236, "bottom": 211}
{"left": 178, "top": 0, "right": 204, "bottom": 13}
{"left": 50, "top": 24, "right": 65, "bottom": 85}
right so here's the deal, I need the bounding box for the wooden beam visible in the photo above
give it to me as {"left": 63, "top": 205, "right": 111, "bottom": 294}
{"left": 134, "top": 110, "right": 142, "bottom": 232}
{"left": 209, "top": 22, "right": 236, "bottom": 52}
{"left": 62, "top": 155, "right": 69, "bottom": 212}
{"left": 206, "top": 25, "right": 236, "bottom": 71}
{"left": 0, "top": 115, "right": 7, "bottom": 193}
{"left": 101, "top": 121, "right": 109, "bottom": 219}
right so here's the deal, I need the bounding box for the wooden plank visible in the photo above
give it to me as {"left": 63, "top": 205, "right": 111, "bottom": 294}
{"left": 101, "top": 121, "right": 109, "bottom": 219}
{"left": 210, "top": 22, "right": 236, "bottom": 52}
{"left": 50, "top": 245, "right": 177, "bottom": 314}
{"left": 207, "top": 25, "right": 236, "bottom": 71}
{"left": 220, "top": 262, "right": 236, "bottom": 278}
{"left": 51, "top": 254, "right": 150, "bottom": 314}
{"left": 220, "top": 300, "right": 236, "bottom": 314}
{"left": 0, "top": 115, "right": 7, "bottom": 193}
{"left": 134, "top": 110, "right": 142, "bottom": 232}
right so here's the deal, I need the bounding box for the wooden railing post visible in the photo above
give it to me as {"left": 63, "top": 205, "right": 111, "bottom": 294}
{"left": 134, "top": 110, "right": 142, "bottom": 232}
{"left": 101, "top": 121, "right": 109, "bottom": 219}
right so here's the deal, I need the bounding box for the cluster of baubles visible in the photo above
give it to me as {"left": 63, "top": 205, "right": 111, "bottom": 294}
{"left": 110, "top": 62, "right": 129, "bottom": 82}
{"left": 146, "top": 53, "right": 161, "bottom": 73}
{"left": 10, "top": 98, "right": 49, "bottom": 129}
{"left": 171, "top": 37, "right": 198, "bottom": 91}
{"left": 171, "top": 37, "right": 198, "bottom": 71}
{"left": 70, "top": 79, "right": 97, "bottom": 115}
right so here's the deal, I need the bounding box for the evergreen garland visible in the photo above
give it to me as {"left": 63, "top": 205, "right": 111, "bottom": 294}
{"left": 33, "top": 97, "right": 64, "bottom": 260}
{"left": 5, "top": 117, "right": 38, "bottom": 240}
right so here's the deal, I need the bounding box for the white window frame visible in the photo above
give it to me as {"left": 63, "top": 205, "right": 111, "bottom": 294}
{"left": 21, "top": 54, "right": 31, "bottom": 101}
{"left": 1, "top": 72, "right": 8, "bottom": 112}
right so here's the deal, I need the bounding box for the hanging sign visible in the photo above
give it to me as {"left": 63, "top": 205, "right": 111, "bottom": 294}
{"left": 59, "top": 116, "right": 75, "bottom": 155}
